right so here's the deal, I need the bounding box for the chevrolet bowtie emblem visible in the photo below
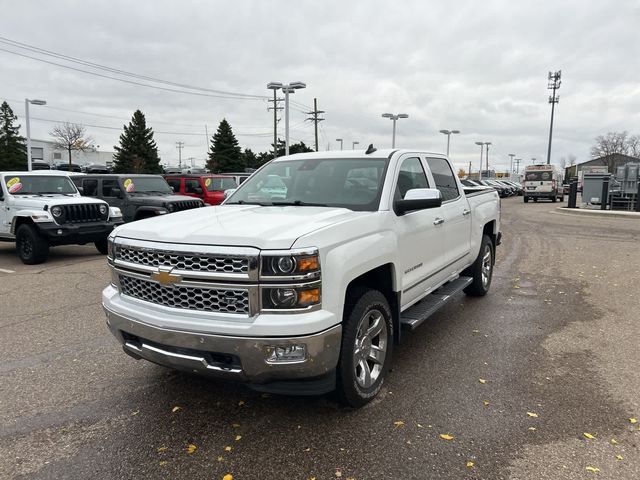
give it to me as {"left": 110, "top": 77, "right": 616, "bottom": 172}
{"left": 151, "top": 268, "right": 182, "bottom": 287}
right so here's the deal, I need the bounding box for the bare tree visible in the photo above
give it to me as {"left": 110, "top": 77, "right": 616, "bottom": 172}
{"left": 559, "top": 156, "right": 567, "bottom": 171}
{"left": 568, "top": 154, "right": 577, "bottom": 166}
{"left": 590, "top": 131, "right": 640, "bottom": 172}
{"left": 49, "top": 123, "right": 94, "bottom": 168}
{"left": 628, "top": 134, "right": 640, "bottom": 158}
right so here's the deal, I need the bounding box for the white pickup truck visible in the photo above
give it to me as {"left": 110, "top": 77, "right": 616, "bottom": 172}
{"left": 103, "top": 149, "right": 501, "bottom": 406}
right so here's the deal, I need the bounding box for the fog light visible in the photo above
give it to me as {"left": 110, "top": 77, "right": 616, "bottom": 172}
{"left": 265, "top": 344, "right": 307, "bottom": 364}
{"left": 57, "top": 229, "right": 63, "bottom": 235}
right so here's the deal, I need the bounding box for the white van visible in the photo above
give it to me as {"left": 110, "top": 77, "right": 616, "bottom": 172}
{"left": 523, "top": 165, "right": 564, "bottom": 203}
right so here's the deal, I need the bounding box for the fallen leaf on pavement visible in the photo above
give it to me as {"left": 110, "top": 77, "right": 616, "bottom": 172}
{"left": 610, "top": 439, "right": 618, "bottom": 445}
{"left": 172, "top": 406, "right": 181, "bottom": 413}
{"left": 479, "top": 379, "right": 487, "bottom": 384}
{"left": 416, "top": 423, "right": 424, "bottom": 428}
{"left": 630, "top": 418, "right": 638, "bottom": 424}
{"left": 131, "top": 410, "right": 139, "bottom": 416}
{"left": 224, "top": 446, "right": 232, "bottom": 452}
{"left": 585, "top": 466, "right": 600, "bottom": 473}
{"left": 159, "top": 460, "right": 168, "bottom": 466}
{"left": 527, "top": 412, "right": 538, "bottom": 418}
{"left": 304, "top": 447, "right": 311, "bottom": 452}
{"left": 186, "top": 444, "right": 197, "bottom": 454}
{"left": 238, "top": 401, "right": 245, "bottom": 406}
{"left": 335, "top": 470, "right": 342, "bottom": 477}
{"left": 583, "top": 433, "right": 595, "bottom": 439}
{"left": 223, "top": 475, "right": 233, "bottom": 480}
{"left": 616, "top": 455, "right": 623, "bottom": 461}
{"left": 232, "top": 423, "right": 240, "bottom": 428}
{"left": 235, "top": 435, "right": 242, "bottom": 441}
{"left": 393, "top": 420, "right": 405, "bottom": 428}
{"left": 528, "top": 427, "right": 536, "bottom": 431}
{"left": 483, "top": 400, "right": 490, "bottom": 406}
{"left": 466, "top": 461, "right": 474, "bottom": 468}
{"left": 157, "top": 446, "right": 167, "bottom": 453}
{"left": 217, "top": 456, "right": 224, "bottom": 462}
{"left": 440, "top": 434, "right": 454, "bottom": 441}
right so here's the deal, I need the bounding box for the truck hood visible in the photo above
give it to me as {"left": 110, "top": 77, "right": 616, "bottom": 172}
{"left": 10, "top": 194, "right": 106, "bottom": 210}
{"left": 114, "top": 205, "right": 371, "bottom": 249}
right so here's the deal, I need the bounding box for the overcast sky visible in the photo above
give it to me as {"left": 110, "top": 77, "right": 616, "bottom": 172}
{"left": 2, "top": 0, "right": 640, "bottom": 172}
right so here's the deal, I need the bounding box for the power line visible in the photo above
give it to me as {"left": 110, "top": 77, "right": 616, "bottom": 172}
{"left": 0, "top": 47, "right": 266, "bottom": 101}
{"left": 0, "top": 36, "right": 267, "bottom": 100}
{"left": 306, "top": 98, "right": 325, "bottom": 152}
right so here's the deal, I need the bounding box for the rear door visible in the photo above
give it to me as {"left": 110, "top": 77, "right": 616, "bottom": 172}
{"left": 425, "top": 157, "right": 472, "bottom": 270}
{"left": 392, "top": 155, "right": 449, "bottom": 308}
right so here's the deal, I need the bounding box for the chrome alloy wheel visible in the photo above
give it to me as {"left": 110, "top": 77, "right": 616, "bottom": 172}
{"left": 353, "top": 308, "right": 388, "bottom": 389}
{"left": 481, "top": 244, "right": 493, "bottom": 288}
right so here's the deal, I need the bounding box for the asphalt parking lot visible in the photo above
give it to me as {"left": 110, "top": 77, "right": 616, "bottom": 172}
{"left": 1, "top": 198, "right": 639, "bottom": 480}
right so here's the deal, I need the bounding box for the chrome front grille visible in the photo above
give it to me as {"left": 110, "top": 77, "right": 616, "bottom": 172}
{"left": 119, "top": 275, "right": 249, "bottom": 314}
{"left": 116, "top": 246, "right": 249, "bottom": 274}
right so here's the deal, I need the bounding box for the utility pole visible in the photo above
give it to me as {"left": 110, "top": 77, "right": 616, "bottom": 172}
{"left": 484, "top": 142, "right": 492, "bottom": 178}
{"left": 305, "top": 98, "right": 325, "bottom": 152}
{"left": 546, "top": 70, "right": 561, "bottom": 165}
{"left": 176, "top": 141, "right": 184, "bottom": 168}
{"left": 508, "top": 153, "right": 515, "bottom": 179}
{"left": 514, "top": 158, "right": 522, "bottom": 176}
{"left": 205, "top": 124, "right": 210, "bottom": 153}
{"left": 267, "top": 91, "right": 283, "bottom": 158}
{"left": 468, "top": 161, "right": 472, "bottom": 179}
{"left": 475, "top": 142, "right": 484, "bottom": 180}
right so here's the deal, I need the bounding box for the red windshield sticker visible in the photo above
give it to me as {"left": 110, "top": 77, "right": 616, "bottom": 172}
{"left": 6, "top": 177, "right": 22, "bottom": 193}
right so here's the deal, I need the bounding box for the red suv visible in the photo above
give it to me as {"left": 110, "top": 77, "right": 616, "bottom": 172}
{"left": 165, "top": 175, "right": 238, "bottom": 206}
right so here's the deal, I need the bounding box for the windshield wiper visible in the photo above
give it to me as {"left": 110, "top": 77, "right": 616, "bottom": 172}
{"left": 225, "top": 200, "right": 272, "bottom": 206}
{"left": 271, "top": 200, "right": 330, "bottom": 207}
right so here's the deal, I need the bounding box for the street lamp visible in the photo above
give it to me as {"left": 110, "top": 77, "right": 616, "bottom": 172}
{"left": 267, "top": 81, "right": 306, "bottom": 156}
{"left": 508, "top": 153, "right": 515, "bottom": 180}
{"left": 352, "top": 141, "right": 359, "bottom": 150}
{"left": 25, "top": 98, "right": 47, "bottom": 171}
{"left": 266, "top": 82, "right": 282, "bottom": 159}
{"left": 381, "top": 113, "right": 408, "bottom": 148}
{"left": 483, "top": 142, "right": 492, "bottom": 178}
{"left": 439, "top": 129, "right": 460, "bottom": 156}
{"left": 336, "top": 138, "right": 343, "bottom": 150}
{"left": 475, "top": 142, "right": 484, "bottom": 180}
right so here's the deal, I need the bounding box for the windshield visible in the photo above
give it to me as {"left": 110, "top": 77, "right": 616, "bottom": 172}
{"left": 525, "top": 171, "right": 553, "bottom": 182}
{"left": 226, "top": 157, "right": 389, "bottom": 211}
{"left": 121, "top": 176, "right": 172, "bottom": 194}
{"left": 4, "top": 175, "right": 77, "bottom": 195}
{"left": 205, "top": 177, "right": 237, "bottom": 192}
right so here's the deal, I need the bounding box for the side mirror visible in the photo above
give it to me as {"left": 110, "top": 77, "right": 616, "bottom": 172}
{"left": 394, "top": 188, "right": 442, "bottom": 215}
{"left": 223, "top": 188, "right": 236, "bottom": 200}
{"left": 170, "top": 186, "right": 175, "bottom": 193}
{"left": 77, "top": 186, "right": 84, "bottom": 195}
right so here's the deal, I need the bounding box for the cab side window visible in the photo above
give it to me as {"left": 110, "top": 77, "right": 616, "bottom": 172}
{"left": 184, "top": 179, "right": 202, "bottom": 195}
{"left": 102, "top": 179, "right": 122, "bottom": 197}
{"left": 426, "top": 157, "right": 459, "bottom": 202}
{"left": 82, "top": 179, "right": 98, "bottom": 196}
{"left": 394, "top": 157, "right": 430, "bottom": 201}
{"left": 165, "top": 178, "right": 181, "bottom": 193}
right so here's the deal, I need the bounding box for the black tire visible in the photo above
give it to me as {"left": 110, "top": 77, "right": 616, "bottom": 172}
{"left": 95, "top": 239, "right": 109, "bottom": 255}
{"left": 16, "top": 223, "right": 49, "bottom": 265}
{"left": 524, "top": 196, "right": 529, "bottom": 203}
{"left": 463, "top": 235, "right": 494, "bottom": 297}
{"left": 336, "top": 289, "right": 393, "bottom": 407}
{"left": 551, "top": 195, "right": 557, "bottom": 202}
{"left": 533, "top": 197, "right": 538, "bottom": 202}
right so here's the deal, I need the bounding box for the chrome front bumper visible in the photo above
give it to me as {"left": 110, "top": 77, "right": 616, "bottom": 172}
{"left": 104, "top": 305, "right": 342, "bottom": 384}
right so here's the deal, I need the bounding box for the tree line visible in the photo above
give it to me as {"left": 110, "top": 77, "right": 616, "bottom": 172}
{"left": 0, "top": 100, "right": 312, "bottom": 173}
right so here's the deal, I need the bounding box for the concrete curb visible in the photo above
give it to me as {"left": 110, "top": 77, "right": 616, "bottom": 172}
{"left": 556, "top": 207, "right": 640, "bottom": 219}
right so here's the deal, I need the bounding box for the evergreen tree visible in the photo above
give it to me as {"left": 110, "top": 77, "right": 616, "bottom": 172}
{"left": 0, "top": 101, "right": 28, "bottom": 171}
{"left": 113, "top": 110, "right": 161, "bottom": 173}
{"left": 242, "top": 148, "right": 258, "bottom": 170}
{"left": 207, "top": 119, "right": 244, "bottom": 173}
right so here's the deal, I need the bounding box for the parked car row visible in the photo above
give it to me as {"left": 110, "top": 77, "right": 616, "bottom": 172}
{"left": 461, "top": 178, "right": 523, "bottom": 197}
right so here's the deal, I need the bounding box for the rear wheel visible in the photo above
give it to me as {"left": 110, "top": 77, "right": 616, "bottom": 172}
{"left": 95, "top": 239, "right": 108, "bottom": 255}
{"left": 524, "top": 196, "right": 529, "bottom": 203}
{"left": 16, "top": 224, "right": 49, "bottom": 264}
{"left": 336, "top": 289, "right": 393, "bottom": 407}
{"left": 464, "top": 235, "right": 494, "bottom": 297}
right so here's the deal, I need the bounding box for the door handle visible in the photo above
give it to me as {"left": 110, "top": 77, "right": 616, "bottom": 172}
{"left": 462, "top": 209, "right": 471, "bottom": 216}
{"left": 433, "top": 217, "right": 445, "bottom": 225}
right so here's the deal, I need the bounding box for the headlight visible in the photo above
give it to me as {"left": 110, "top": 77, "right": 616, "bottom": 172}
{"left": 107, "top": 235, "right": 115, "bottom": 259}
{"left": 261, "top": 249, "right": 320, "bottom": 279}
{"left": 262, "top": 284, "right": 321, "bottom": 310}
{"left": 99, "top": 204, "right": 108, "bottom": 215}
{"left": 109, "top": 207, "right": 122, "bottom": 218}
{"left": 51, "top": 206, "right": 63, "bottom": 217}
{"left": 166, "top": 203, "right": 176, "bottom": 212}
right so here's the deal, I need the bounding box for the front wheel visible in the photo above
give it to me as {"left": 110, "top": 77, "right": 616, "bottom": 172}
{"left": 463, "top": 235, "right": 494, "bottom": 297}
{"left": 16, "top": 224, "right": 49, "bottom": 264}
{"left": 336, "top": 289, "right": 393, "bottom": 407}
{"left": 524, "top": 196, "right": 529, "bottom": 203}
{"left": 95, "top": 239, "right": 108, "bottom": 255}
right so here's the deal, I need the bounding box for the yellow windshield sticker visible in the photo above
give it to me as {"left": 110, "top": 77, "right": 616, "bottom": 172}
{"left": 6, "top": 177, "right": 22, "bottom": 193}
{"left": 123, "top": 178, "right": 135, "bottom": 192}
{"left": 205, "top": 178, "right": 212, "bottom": 187}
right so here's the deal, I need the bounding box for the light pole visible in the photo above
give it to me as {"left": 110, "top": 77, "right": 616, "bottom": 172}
{"left": 336, "top": 138, "right": 343, "bottom": 150}
{"left": 267, "top": 81, "right": 306, "bottom": 156}
{"left": 484, "top": 142, "right": 492, "bottom": 178}
{"left": 439, "top": 129, "right": 460, "bottom": 156}
{"left": 352, "top": 141, "right": 359, "bottom": 150}
{"left": 475, "top": 142, "right": 484, "bottom": 180}
{"left": 381, "top": 113, "right": 408, "bottom": 148}
{"left": 508, "top": 153, "right": 515, "bottom": 180}
{"left": 25, "top": 98, "right": 47, "bottom": 171}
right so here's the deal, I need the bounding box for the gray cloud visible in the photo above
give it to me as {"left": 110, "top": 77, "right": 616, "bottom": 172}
{"left": 2, "top": 0, "right": 639, "bottom": 171}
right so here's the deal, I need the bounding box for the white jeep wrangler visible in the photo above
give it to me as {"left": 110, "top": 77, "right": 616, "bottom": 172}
{"left": 0, "top": 171, "right": 124, "bottom": 264}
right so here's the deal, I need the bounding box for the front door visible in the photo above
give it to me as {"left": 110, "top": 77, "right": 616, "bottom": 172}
{"left": 0, "top": 185, "right": 9, "bottom": 236}
{"left": 392, "top": 155, "right": 449, "bottom": 308}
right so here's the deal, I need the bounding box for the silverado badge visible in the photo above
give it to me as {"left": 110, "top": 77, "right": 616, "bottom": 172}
{"left": 151, "top": 268, "right": 183, "bottom": 287}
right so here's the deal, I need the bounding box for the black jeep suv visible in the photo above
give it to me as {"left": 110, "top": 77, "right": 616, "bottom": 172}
{"left": 72, "top": 174, "right": 204, "bottom": 222}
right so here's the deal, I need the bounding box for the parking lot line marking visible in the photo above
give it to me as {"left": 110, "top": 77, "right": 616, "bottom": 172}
{"left": 0, "top": 268, "right": 15, "bottom": 274}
